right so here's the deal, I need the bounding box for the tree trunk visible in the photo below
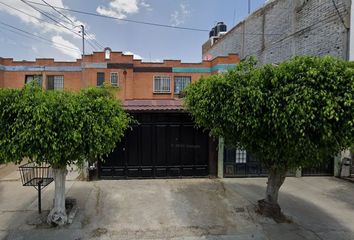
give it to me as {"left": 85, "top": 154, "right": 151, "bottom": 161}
{"left": 258, "top": 168, "right": 286, "bottom": 220}
{"left": 47, "top": 166, "right": 68, "bottom": 226}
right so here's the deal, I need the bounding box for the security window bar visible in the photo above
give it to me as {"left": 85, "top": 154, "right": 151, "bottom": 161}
{"left": 235, "top": 149, "right": 247, "bottom": 163}
{"left": 47, "top": 76, "right": 64, "bottom": 90}
{"left": 154, "top": 76, "right": 171, "bottom": 93}
{"left": 25, "top": 75, "right": 42, "bottom": 86}
{"left": 110, "top": 72, "right": 119, "bottom": 87}
{"left": 97, "top": 72, "right": 105, "bottom": 86}
{"left": 174, "top": 76, "right": 191, "bottom": 94}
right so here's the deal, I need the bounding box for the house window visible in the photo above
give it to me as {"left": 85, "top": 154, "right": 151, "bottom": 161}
{"left": 110, "top": 72, "right": 118, "bottom": 87}
{"left": 47, "top": 75, "right": 64, "bottom": 90}
{"left": 105, "top": 48, "right": 111, "bottom": 60}
{"left": 97, "top": 72, "right": 105, "bottom": 86}
{"left": 174, "top": 76, "right": 191, "bottom": 94}
{"left": 154, "top": 76, "right": 171, "bottom": 93}
{"left": 25, "top": 75, "right": 42, "bottom": 86}
{"left": 235, "top": 149, "right": 247, "bottom": 163}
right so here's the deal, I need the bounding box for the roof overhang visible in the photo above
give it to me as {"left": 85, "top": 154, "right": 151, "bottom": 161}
{"left": 123, "top": 99, "right": 184, "bottom": 112}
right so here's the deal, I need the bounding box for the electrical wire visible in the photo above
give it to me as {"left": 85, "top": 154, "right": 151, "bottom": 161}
{"left": 243, "top": 13, "right": 342, "bottom": 60}
{"left": 0, "top": 1, "right": 101, "bottom": 52}
{"left": 39, "top": 0, "right": 105, "bottom": 50}
{"left": 26, "top": 0, "right": 210, "bottom": 32}
{"left": 0, "top": 21, "right": 81, "bottom": 53}
{"left": 85, "top": 29, "right": 104, "bottom": 49}
{"left": 41, "top": 0, "right": 74, "bottom": 25}
{"left": 21, "top": 0, "right": 99, "bottom": 51}
{"left": 331, "top": 0, "right": 349, "bottom": 30}
{"left": 0, "top": 1, "right": 61, "bottom": 27}
{"left": 20, "top": 0, "right": 79, "bottom": 37}
{"left": 26, "top": 0, "right": 284, "bottom": 36}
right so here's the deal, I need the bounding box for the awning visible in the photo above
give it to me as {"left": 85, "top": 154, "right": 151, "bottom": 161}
{"left": 123, "top": 99, "right": 184, "bottom": 111}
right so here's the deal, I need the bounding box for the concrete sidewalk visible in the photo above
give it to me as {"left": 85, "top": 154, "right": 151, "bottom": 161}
{"left": 0, "top": 164, "right": 353, "bottom": 239}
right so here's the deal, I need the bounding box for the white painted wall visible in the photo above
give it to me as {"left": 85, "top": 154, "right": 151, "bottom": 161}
{"left": 350, "top": 0, "right": 354, "bottom": 60}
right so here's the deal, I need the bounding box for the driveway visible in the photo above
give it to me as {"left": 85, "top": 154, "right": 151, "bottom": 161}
{"left": 0, "top": 164, "right": 353, "bottom": 239}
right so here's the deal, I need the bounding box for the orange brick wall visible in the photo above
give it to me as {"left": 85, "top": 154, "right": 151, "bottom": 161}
{"left": 0, "top": 71, "right": 3, "bottom": 88}
{"left": 0, "top": 52, "right": 240, "bottom": 101}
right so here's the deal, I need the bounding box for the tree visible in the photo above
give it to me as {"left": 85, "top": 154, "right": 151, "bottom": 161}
{"left": 184, "top": 56, "right": 354, "bottom": 220}
{"left": 0, "top": 83, "right": 131, "bottom": 225}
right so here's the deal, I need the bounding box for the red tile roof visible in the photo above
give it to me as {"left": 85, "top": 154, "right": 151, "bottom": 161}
{"left": 123, "top": 99, "right": 184, "bottom": 111}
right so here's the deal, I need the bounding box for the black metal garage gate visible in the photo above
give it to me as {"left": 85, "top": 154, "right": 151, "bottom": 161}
{"left": 99, "top": 112, "right": 209, "bottom": 179}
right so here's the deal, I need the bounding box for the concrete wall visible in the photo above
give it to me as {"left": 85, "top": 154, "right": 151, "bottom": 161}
{"left": 203, "top": 0, "right": 352, "bottom": 64}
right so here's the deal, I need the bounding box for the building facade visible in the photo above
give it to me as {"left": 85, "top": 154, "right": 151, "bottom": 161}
{"left": 0, "top": 50, "right": 239, "bottom": 179}
{"left": 202, "top": 0, "right": 352, "bottom": 178}
{"left": 203, "top": 0, "right": 352, "bottom": 64}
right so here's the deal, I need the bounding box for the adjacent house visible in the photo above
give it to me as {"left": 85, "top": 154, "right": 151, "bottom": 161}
{"left": 202, "top": 0, "right": 353, "bottom": 178}
{"left": 0, "top": 50, "right": 239, "bottom": 179}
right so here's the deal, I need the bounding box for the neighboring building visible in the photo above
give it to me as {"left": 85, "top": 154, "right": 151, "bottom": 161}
{"left": 203, "top": 0, "right": 352, "bottom": 64}
{"left": 0, "top": 50, "right": 239, "bottom": 179}
{"left": 203, "top": 0, "right": 352, "bottom": 178}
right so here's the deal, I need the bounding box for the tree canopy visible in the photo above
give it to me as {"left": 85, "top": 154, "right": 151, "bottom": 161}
{"left": 0, "top": 83, "right": 131, "bottom": 168}
{"left": 185, "top": 56, "right": 354, "bottom": 170}
{"left": 184, "top": 56, "right": 354, "bottom": 218}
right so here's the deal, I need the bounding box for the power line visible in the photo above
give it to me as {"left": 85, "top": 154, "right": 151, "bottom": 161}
{"left": 26, "top": 0, "right": 209, "bottom": 32}
{"left": 85, "top": 29, "right": 104, "bottom": 49}
{"left": 38, "top": 0, "right": 105, "bottom": 50}
{"left": 331, "top": 0, "right": 349, "bottom": 30}
{"left": 243, "top": 13, "right": 342, "bottom": 59}
{"left": 41, "top": 0, "right": 74, "bottom": 25}
{"left": 25, "top": 0, "right": 284, "bottom": 36}
{"left": 20, "top": 0, "right": 99, "bottom": 51}
{"left": 21, "top": 0, "right": 79, "bottom": 36}
{"left": 0, "top": 1, "right": 100, "bottom": 52}
{"left": 0, "top": 21, "right": 81, "bottom": 53}
{"left": 0, "top": 1, "right": 59, "bottom": 27}
{"left": 0, "top": 25, "right": 70, "bottom": 51}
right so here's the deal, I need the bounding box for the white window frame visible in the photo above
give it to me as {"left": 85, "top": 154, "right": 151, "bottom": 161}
{"left": 110, "top": 72, "right": 119, "bottom": 87}
{"left": 235, "top": 149, "right": 247, "bottom": 164}
{"left": 174, "top": 76, "right": 191, "bottom": 94}
{"left": 153, "top": 76, "right": 171, "bottom": 93}
{"left": 47, "top": 75, "right": 64, "bottom": 90}
{"left": 105, "top": 48, "right": 111, "bottom": 60}
{"left": 25, "top": 75, "right": 42, "bottom": 85}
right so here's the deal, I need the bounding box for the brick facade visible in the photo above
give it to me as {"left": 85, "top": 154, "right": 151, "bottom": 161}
{"left": 0, "top": 51, "right": 239, "bottom": 100}
{"left": 203, "top": 0, "right": 352, "bottom": 64}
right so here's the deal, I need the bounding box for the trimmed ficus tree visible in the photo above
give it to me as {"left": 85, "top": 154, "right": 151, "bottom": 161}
{"left": 0, "top": 83, "right": 131, "bottom": 226}
{"left": 184, "top": 56, "right": 354, "bottom": 220}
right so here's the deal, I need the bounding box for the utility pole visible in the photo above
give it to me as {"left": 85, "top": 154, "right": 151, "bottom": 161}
{"left": 248, "top": 0, "right": 251, "bottom": 14}
{"left": 80, "top": 24, "right": 85, "bottom": 56}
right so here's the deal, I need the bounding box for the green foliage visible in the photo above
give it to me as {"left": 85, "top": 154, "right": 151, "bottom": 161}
{"left": 185, "top": 56, "right": 354, "bottom": 170}
{"left": 0, "top": 83, "right": 131, "bottom": 168}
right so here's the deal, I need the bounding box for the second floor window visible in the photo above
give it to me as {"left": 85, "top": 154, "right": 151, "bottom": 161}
{"left": 110, "top": 72, "right": 118, "bottom": 87}
{"left": 47, "top": 75, "right": 64, "bottom": 90}
{"left": 174, "top": 76, "right": 191, "bottom": 94}
{"left": 25, "top": 75, "right": 42, "bottom": 86}
{"left": 154, "top": 76, "right": 170, "bottom": 93}
{"left": 97, "top": 72, "right": 105, "bottom": 86}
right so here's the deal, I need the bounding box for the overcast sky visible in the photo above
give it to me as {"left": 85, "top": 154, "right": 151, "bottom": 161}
{"left": 0, "top": 0, "right": 265, "bottom": 62}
